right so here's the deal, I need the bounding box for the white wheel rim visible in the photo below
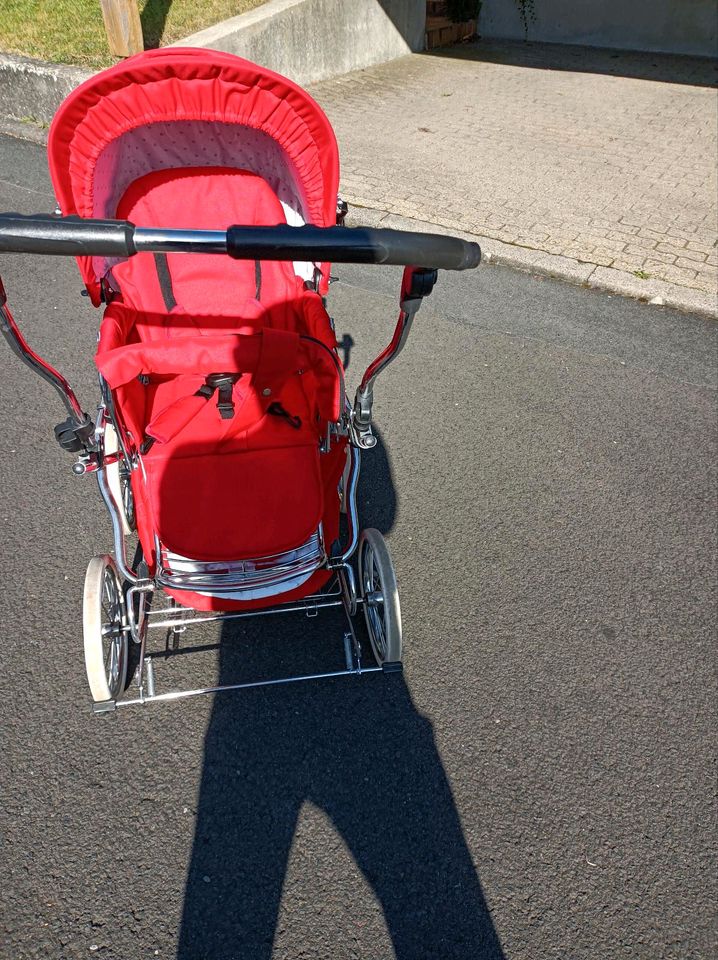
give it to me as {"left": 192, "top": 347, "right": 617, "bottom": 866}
{"left": 83, "top": 556, "right": 128, "bottom": 702}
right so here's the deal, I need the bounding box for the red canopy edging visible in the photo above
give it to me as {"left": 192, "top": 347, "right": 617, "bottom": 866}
{"left": 47, "top": 48, "right": 340, "bottom": 303}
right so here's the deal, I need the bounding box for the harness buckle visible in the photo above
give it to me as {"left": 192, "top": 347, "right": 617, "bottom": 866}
{"left": 204, "top": 373, "right": 239, "bottom": 420}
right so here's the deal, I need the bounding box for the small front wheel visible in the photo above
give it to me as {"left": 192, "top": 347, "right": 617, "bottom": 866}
{"left": 358, "top": 529, "right": 402, "bottom": 665}
{"left": 83, "top": 555, "right": 128, "bottom": 703}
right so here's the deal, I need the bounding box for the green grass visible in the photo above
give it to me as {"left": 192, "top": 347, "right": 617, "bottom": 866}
{"left": 0, "top": 0, "right": 266, "bottom": 68}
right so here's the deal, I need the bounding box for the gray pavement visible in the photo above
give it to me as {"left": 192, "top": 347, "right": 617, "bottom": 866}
{"left": 310, "top": 42, "right": 718, "bottom": 313}
{"left": 3, "top": 41, "right": 717, "bottom": 313}
{"left": 0, "top": 133, "right": 716, "bottom": 959}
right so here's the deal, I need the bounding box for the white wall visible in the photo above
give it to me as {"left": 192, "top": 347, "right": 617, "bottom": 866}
{"left": 479, "top": 0, "right": 718, "bottom": 57}
{"left": 175, "top": 0, "right": 426, "bottom": 86}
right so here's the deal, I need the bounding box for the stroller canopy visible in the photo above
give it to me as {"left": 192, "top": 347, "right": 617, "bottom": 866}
{"left": 47, "top": 48, "right": 340, "bottom": 300}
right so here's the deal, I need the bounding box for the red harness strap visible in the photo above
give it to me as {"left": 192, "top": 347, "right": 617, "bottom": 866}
{"left": 141, "top": 329, "right": 300, "bottom": 448}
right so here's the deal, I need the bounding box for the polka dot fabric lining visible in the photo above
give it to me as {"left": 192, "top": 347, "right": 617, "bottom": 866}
{"left": 91, "top": 121, "right": 309, "bottom": 284}
{"left": 47, "top": 48, "right": 340, "bottom": 304}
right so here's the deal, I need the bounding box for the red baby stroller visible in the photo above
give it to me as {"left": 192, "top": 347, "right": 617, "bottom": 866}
{"left": 0, "top": 49, "right": 480, "bottom": 712}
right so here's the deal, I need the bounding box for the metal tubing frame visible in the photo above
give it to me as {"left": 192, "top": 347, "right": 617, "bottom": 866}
{"left": 351, "top": 297, "right": 422, "bottom": 449}
{"left": 145, "top": 596, "right": 351, "bottom": 631}
{"left": 113, "top": 664, "right": 382, "bottom": 710}
{"left": 359, "top": 299, "right": 420, "bottom": 397}
{"left": 97, "top": 457, "right": 138, "bottom": 583}
{"left": 0, "top": 261, "right": 418, "bottom": 714}
{"left": 0, "top": 291, "right": 87, "bottom": 423}
{"left": 133, "top": 227, "right": 227, "bottom": 254}
{"left": 337, "top": 442, "right": 361, "bottom": 565}
{"left": 101, "top": 565, "right": 377, "bottom": 712}
{"left": 0, "top": 215, "right": 480, "bottom": 271}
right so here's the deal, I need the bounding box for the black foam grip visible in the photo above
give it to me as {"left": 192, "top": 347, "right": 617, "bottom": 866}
{"left": 0, "top": 214, "right": 136, "bottom": 257}
{"left": 227, "top": 224, "right": 481, "bottom": 271}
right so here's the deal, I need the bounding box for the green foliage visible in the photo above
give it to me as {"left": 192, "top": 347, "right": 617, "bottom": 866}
{"left": 515, "top": 0, "right": 537, "bottom": 38}
{"left": 445, "top": 0, "right": 483, "bottom": 23}
{"left": 0, "top": 0, "right": 266, "bottom": 68}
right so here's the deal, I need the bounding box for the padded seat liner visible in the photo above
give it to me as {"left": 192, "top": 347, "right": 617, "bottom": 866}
{"left": 139, "top": 372, "right": 323, "bottom": 561}
{"left": 92, "top": 166, "right": 343, "bottom": 567}
{"left": 113, "top": 166, "right": 303, "bottom": 314}
{"left": 144, "top": 442, "right": 323, "bottom": 561}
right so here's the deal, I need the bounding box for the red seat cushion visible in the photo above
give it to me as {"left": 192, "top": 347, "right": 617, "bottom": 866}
{"left": 113, "top": 166, "right": 303, "bottom": 314}
{"left": 144, "top": 440, "right": 323, "bottom": 562}
{"left": 100, "top": 167, "right": 341, "bottom": 567}
{"left": 128, "top": 344, "right": 328, "bottom": 561}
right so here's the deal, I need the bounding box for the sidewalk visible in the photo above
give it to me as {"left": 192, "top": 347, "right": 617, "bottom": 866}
{"left": 310, "top": 42, "right": 718, "bottom": 315}
{"left": 1, "top": 41, "right": 716, "bottom": 315}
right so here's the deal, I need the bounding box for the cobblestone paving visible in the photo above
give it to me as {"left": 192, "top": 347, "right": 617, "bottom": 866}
{"left": 310, "top": 43, "right": 718, "bottom": 296}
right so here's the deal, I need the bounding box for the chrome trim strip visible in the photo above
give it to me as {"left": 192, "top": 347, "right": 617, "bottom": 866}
{"left": 133, "top": 227, "right": 227, "bottom": 254}
{"left": 157, "top": 530, "right": 326, "bottom": 595}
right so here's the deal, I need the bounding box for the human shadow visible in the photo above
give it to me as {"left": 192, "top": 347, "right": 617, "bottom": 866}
{"left": 140, "top": 0, "right": 174, "bottom": 50}
{"left": 176, "top": 432, "right": 504, "bottom": 959}
{"left": 429, "top": 37, "right": 718, "bottom": 87}
{"left": 338, "top": 332, "right": 354, "bottom": 372}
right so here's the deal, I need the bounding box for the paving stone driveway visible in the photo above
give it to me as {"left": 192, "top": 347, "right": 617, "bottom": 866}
{"left": 311, "top": 42, "right": 718, "bottom": 298}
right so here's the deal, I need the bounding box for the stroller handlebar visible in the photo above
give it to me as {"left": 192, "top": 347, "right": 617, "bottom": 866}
{"left": 225, "top": 224, "right": 481, "bottom": 271}
{"left": 0, "top": 214, "right": 137, "bottom": 258}
{"left": 0, "top": 214, "right": 481, "bottom": 272}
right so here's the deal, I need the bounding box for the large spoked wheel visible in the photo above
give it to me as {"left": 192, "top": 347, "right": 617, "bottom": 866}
{"left": 358, "top": 529, "right": 402, "bottom": 665}
{"left": 83, "top": 555, "right": 129, "bottom": 703}
{"left": 104, "top": 422, "right": 135, "bottom": 535}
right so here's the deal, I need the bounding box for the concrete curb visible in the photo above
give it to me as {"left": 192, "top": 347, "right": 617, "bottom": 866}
{"left": 347, "top": 203, "right": 718, "bottom": 319}
{"left": 174, "top": 0, "right": 424, "bottom": 86}
{"left": 0, "top": 53, "right": 90, "bottom": 127}
{"left": 0, "top": 0, "right": 425, "bottom": 116}
{"left": 0, "top": 51, "right": 714, "bottom": 318}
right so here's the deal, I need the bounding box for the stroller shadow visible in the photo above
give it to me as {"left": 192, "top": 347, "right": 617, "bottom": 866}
{"left": 177, "top": 433, "right": 504, "bottom": 959}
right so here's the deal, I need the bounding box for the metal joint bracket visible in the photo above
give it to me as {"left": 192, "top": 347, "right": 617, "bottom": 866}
{"left": 350, "top": 295, "right": 423, "bottom": 449}
{"left": 91, "top": 699, "right": 117, "bottom": 715}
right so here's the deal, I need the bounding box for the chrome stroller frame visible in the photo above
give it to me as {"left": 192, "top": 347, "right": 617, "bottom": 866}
{"left": 0, "top": 215, "right": 480, "bottom": 713}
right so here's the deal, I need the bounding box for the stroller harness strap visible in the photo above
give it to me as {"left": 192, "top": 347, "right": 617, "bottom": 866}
{"left": 153, "top": 253, "right": 178, "bottom": 312}
{"left": 144, "top": 374, "right": 241, "bottom": 447}
{"left": 95, "top": 327, "right": 341, "bottom": 421}
{"left": 151, "top": 252, "right": 263, "bottom": 313}
{"left": 143, "top": 377, "right": 302, "bottom": 448}
{"left": 96, "top": 328, "right": 297, "bottom": 388}
{"left": 104, "top": 328, "right": 302, "bottom": 448}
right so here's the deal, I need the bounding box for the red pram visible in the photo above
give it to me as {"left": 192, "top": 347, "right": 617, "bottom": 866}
{"left": 0, "top": 49, "right": 480, "bottom": 711}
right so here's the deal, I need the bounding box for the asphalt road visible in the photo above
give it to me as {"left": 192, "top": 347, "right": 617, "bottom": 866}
{"left": 0, "top": 132, "right": 716, "bottom": 960}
